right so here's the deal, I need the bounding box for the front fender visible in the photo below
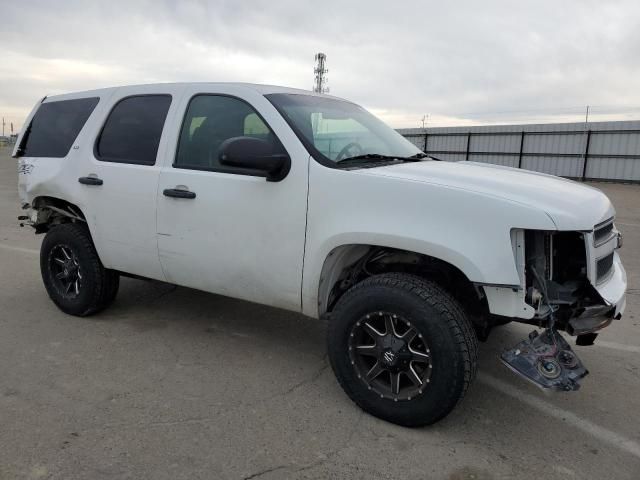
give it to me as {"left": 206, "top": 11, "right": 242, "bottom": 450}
{"left": 302, "top": 161, "right": 557, "bottom": 317}
{"left": 302, "top": 231, "right": 517, "bottom": 318}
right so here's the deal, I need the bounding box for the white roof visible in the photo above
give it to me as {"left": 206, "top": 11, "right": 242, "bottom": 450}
{"left": 43, "top": 82, "right": 346, "bottom": 102}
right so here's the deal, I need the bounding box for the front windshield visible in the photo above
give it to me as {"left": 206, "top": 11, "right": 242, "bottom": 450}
{"left": 266, "top": 93, "right": 423, "bottom": 165}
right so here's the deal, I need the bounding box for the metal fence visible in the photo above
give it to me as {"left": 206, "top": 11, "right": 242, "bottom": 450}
{"left": 398, "top": 120, "right": 640, "bottom": 183}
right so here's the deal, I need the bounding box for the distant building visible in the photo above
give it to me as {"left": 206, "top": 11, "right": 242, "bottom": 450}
{"left": 0, "top": 135, "right": 17, "bottom": 146}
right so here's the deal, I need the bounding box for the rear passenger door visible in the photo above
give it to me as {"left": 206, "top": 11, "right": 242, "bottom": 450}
{"left": 156, "top": 87, "right": 309, "bottom": 311}
{"left": 80, "top": 87, "right": 181, "bottom": 280}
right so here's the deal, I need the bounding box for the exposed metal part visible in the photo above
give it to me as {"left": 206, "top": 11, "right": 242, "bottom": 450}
{"left": 19, "top": 201, "right": 87, "bottom": 231}
{"left": 42, "top": 205, "right": 86, "bottom": 223}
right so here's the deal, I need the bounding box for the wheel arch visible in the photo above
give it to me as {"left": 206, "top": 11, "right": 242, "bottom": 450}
{"left": 316, "top": 244, "right": 490, "bottom": 332}
{"left": 29, "top": 196, "right": 88, "bottom": 233}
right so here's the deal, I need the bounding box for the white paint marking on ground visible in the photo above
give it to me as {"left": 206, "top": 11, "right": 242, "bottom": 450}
{"left": 0, "top": 243, "right": 39, "bottom": 255}
{"left": 478, "top": 372, "right": 640, "bottom": 459}
{"left": 595, "top": 341, "right": 640, "bottom": 354}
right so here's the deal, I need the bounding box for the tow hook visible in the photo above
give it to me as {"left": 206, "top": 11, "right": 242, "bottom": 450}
{"left": 501, "top": 328, "right": 588, "bottom": 391}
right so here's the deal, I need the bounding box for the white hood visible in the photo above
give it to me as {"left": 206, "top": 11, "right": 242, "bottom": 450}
{"left": 362, "top": 161, "right": 614, "bottom": 231}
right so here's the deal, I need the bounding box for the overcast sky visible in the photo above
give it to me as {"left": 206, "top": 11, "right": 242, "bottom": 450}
{"left": 1, "top": 0, "right": 639, "bottom": 132}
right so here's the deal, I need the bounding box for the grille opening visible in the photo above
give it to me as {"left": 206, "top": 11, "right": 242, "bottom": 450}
{"left": 525, "top": 231, "right": 587, "bottom": 285}
{"left": 552, "top": 232, "right": 588, "bottom": 283}
{"left": 596, "top": 252, "right": 615, "bottom": 283}
{"left": 524, "top": 231, "right": 588, "bottom": 310}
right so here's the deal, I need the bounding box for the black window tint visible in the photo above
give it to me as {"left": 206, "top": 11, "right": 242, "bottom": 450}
{"left": 96, "top": 95, "right": 171, "bottom": 165}
{"left": 175, "top": 95, "right": 285, "bottom": 170}
{"left": 20, "top": 97, "right": 99, "bottom": 158}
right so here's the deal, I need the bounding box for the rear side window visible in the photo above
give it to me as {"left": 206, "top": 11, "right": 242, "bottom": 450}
{"left": 19, "top": 97, "right": 99, "bottom": 158}
{"left": 96, "top": 95, "right": 171, "bottom": 165}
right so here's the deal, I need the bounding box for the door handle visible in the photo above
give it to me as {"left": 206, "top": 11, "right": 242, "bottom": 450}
{"left": 78, "top": 176, "right": 103, "bottom": 186}
{"left": 163, "top": 188, "right": 196, "bottom": 199}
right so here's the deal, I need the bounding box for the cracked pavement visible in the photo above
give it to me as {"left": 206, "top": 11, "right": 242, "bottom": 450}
{"left": 1, "top": 147, "right": 640, "bottom": 479}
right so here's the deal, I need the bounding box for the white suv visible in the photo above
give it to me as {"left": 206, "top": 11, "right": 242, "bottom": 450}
{"left": 14, "top": 83, "right": 626, "bottom": 426}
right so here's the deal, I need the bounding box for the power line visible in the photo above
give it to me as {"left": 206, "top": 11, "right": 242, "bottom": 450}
{"left": 438, "top": 104, "right": 640, "bottom": 119}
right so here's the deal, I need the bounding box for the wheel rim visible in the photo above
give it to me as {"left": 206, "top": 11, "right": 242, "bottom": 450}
{"left": 49, "top": 244, "right": 83, "bottom": 299}
{"left": 348, "top": 311, "right": 432, "bottom": 401}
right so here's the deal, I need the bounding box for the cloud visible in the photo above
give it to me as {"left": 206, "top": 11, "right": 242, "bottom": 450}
{"left": 1, "top": 0, "right": 639, "bottom": 131}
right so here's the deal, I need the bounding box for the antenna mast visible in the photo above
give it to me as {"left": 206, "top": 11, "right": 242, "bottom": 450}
{"left": 313, "top": 53, "right": 329, "bottom": 94}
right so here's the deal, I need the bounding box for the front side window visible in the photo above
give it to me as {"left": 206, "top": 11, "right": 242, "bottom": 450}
{"left": 18, "top": 97, "right": 99, "bottom": 158}
{"left": 96, "top": 95, "right": 171, "bottom": 165}
{"left": 175, "top": 95, "right": 285, "bottom": 170}
{"left": 266, "top": 93, "right": 424, "bottom": 167}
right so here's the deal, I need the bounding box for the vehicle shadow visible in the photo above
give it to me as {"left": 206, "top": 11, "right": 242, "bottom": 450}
{"left": 104, "top": 277, "right": 527, "bottom": 398}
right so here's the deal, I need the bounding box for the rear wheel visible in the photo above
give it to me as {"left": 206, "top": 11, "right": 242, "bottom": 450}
{"left": 327, "top": 273, "right": 477, "bottom": 426}
{"left": 40, "top": 223, "right": 119, "bottom": 316}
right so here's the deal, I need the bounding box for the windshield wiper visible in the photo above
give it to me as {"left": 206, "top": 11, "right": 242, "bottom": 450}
{"left": 408, "top": 152, "right": 442, "bottom": 161}
{"left": 336, "top": 153, "right": 421, "bottom": 165}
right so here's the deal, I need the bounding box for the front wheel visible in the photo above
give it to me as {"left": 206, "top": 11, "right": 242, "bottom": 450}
{"left": 40, "top": 223, "right": 119, "bottom": 316}
{"left": 327, "top": 273, "right": 478, "bottom": 427}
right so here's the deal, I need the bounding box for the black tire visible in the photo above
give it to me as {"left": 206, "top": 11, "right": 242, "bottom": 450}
{"left": 99, "top": 269, "right": 120, "bottom": 310}
{"left": 327, "top": 273, "right": 478, "bottom": 427}
{"left": 40, "top": 223, "right": 119, "bottom": 316}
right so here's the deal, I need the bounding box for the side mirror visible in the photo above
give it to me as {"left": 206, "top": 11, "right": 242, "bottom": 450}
{"left": 219, "top": 136, "right": 290, "bottom": 182}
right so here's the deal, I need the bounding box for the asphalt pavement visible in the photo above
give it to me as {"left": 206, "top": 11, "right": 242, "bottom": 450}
{"left": 1, "top": 146, "right": 639, "bottom": 479}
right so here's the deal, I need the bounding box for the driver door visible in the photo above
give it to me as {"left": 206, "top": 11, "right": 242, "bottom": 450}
{"left": 156, "top": 88, "right": 309, "bottom": 311}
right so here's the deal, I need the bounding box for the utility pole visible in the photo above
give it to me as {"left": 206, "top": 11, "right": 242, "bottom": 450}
{"left": 581, "top": 105, "right": 591, "bottom": 182}
{"left": 313, "top": 53, "right": 329, "bottom": 94}
{"left": 421, "top": 114, "right": 430, "bottom": 129}
{"left": 584, "top": 105, "right": 590, "bottom": 125}
{"left": 1, "top": 117, "right": 5, "bottom": 138}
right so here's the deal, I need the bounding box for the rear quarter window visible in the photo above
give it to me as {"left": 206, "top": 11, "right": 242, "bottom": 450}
{"left": 19, "top": 97, "right": 99, "bottom": 158}
{"left": 95, "top": 95, "right": 172, "bottom": 165}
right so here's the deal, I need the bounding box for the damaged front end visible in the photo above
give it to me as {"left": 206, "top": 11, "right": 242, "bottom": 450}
{"left": 501, "top": 222, "right": 625, "bottom": 391}
{"left": 522, "top": 228, "right": 622, "bottom": 335}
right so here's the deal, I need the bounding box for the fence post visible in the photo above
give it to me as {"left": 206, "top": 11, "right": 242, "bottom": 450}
{"left": 581, "top": 130, "right": 592, "bottom": 181}
{"left": 465, "top": 132, "right": 471, "bottom": 160}
{"left": 423, "top": 132, "right": 428, "bottom": 153}
{"left": 518, "top": 131, "right": 525, "bottom": 169}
